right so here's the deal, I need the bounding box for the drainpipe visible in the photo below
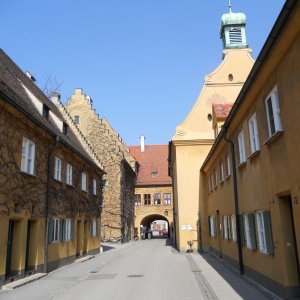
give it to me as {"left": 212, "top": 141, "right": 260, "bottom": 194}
{"left": 223, "top": 127, "right": 244, "bottom": 275}
{"left": 44, "top": 135, "right": 59, "bottom": 273}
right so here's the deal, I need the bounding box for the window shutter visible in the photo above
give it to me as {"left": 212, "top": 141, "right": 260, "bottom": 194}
{"left": 213, "top": 216, "right": 217, "bottom": 237}
{"left": 248, "top": 213, "right": 257, "bottom": 250}
{"left": 227, "top": 216, "right": 232, "bottom": 240}
{"left": 60, "top": 219, "right": 65, "bottom": 241}
{"left": 208, "top": 217, "right": 211, "bottom": 236}
{"left": 239, "top": 215, "right": 245, "bottom": 247}
{"left": 90, "top": 221, "right": 93, "bottom": 236}
{"left": 71, "top": 219, "right": 74, "bottom": 240}
{"left": 48, "top": 218, "right": 54, "bottom": 243}
{"left": 96, "top": 220, "right": 99, "bottom": 236}
{"left": 263, "top": 211, "right": 274, "bottom": 255}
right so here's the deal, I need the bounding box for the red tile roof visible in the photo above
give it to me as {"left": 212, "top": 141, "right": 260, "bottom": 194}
{"left": 128, "top": 144, "right": 172, "bottom": 186}
{"left": 212, "top": 103, "right": 233, "bottom": 120}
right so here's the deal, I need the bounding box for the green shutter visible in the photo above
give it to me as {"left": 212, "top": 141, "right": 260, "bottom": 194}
{"left": 71, "top": 220, "right": 74, "bottom": 240}
{"left": 238, "top": 215, "right": 245, "bottom": 247}
{"left": 90, "top": 221, "right": 93, "bottom": 236}
{"left": 96, "top": 220, "right": 99, "bottom": 236}
{"left": 48, "top": 219, "right": 54, "bottom": 243}
{"left": 208, "top": 216, "right": 211, "bottom": 236}
{"left": 60, "top": 219, "right": 65, "bottom": 241}
{"left": 213, "top": 216, "right": 217, "bottom": 238}
{"left": 263, "top": 211, "right": 274, "bottom": 255}
{"left": 248, "top": 213, "right": 257, "bottom": 250}
{"left": 227, "top": 216, "right": 232, "bottom": 240}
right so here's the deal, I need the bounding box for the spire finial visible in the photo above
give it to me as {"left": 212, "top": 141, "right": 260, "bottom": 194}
{"left": 229, "top": 0, "right": 232, "bottom": 13}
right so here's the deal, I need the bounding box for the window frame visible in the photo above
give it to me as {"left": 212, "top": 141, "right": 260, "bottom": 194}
{"left": 219, "top": 162, "right": 225, "bottom": 183}
{"left": 256, "top": 211, "right": 267, "bottom": 253}
{"left": 238, "top": 130, "right": 246, "bottom": 164}
{"left": 248, "top": 113, "right": 260, "bottom": 153}
{"left": 91, "top": 220, "right": 98, "bottom": 237}
{"left": 144, "top": 194, "right": 151, "bottom": 206}
{"left": 81, "top": 172, "right": 87, "bottom": 192}
{"left": 93, "top": 179, "right": 97, "bottom": 195}
{"left": 154, "top": 193, "right": 161, "bottom": 205}
{"left": 226, "top": 154, "right": 231, "bottom": 177}
{"left": 231, "top": 215, "right": 237, "bottom": 241}
{"left": 66, "top": 163, "right": 73, "bottom": 186}
{"left": 223, "top": 216, "right": 228, "bottom": 240}
{"left": 164, "top": 193, "right": 171, "bottom": 205}
{"left": 265, "top": 86, "right": 282, "bottom": 137}
{"left": 21, "top": 137, "right": 36, "bottom": 175}
{"left": 244, "top": 214, "right": 251, "bottom": 249}
{"left": 54, "top": 156, "right": 62, "bottom": 181}
{"left": 134, "top": 194, "right": 141, "bottom": 206}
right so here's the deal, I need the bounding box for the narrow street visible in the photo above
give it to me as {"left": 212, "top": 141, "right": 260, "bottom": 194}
{"left": 0, "top": 239, "right": 277, "bottom": 300}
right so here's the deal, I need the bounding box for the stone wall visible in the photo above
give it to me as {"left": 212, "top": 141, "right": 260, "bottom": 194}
{"left": 65, "top": 89, "right": 136, "bottom": 242}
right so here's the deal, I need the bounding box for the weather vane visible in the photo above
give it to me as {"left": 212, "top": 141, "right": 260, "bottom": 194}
{"left": 229, "top": 0, "right": 232, "bottom": 13}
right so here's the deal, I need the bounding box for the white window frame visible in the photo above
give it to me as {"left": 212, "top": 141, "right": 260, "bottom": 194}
{"left": 82, "top": 172, "right": 87, "bottom": 191}
{"left": 154, "top": 193, "right": 161, "bottom": 205}
{"left": 21, "top": 137, "right": 36, "bottom": 175}
{"left": 265, "top": 86, "right": 282, "bottom": 137}
{"left": 134, "top": 194, "right": 141, "bottom": 206}
{"left": 238, "top": 131, "right": 246, "bottom": 163}
{"left": 248, "top": 113, "right": 260, "bottom": 153}
{"left": 220, "top": 162, "right": 225, "bottom": 182}
{"left": 256, "top": 211, "right": 267, "bottom": 253}
{"left": 93, "top": 179, "right": 97, "bottom": 195}
{"left": 209, "top": 216, "right": 215, "bottom": 237}
{"left": 64, "top": 219, "right": 72, "bottom": 241}
{"left": 66, "top": 163, "right": 73, "bottom": 185}
{"left": 54, "top": 156, "right": 62, "bottom": 181}
{"left": 53, "top": 218, "right": 60, "bottom": 243}
{"left": 223, "top": 216, "right": 228, "bottom": 240}
{"left": 226, "top": 154, "right": 231, "bottom": 177}
{"left": 244, "top": 214, "right": 252, "bottom": 249}
{"left": 91, "top": 220, "right": 97, "bottom": 237}
{"left": 231, "top": 215, "right": 237, "bottom": 241}
{"left": 164, "top": 193, "right": 171, "bottom": 205}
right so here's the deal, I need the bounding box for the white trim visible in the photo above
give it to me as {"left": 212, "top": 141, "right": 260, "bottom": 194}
{"left": 238, "top": 131, "right": 246, "bottom": 163}
{"left": 231, "top": 215, "right": 237, "bottom": 241}
{"left": 66, "top": 163, "right": 73, "bottom": 185}
{"left": 244, "top": 214, "right": 252, "bottom": 249}
{"left": 82, "top": 172, "right": 87, "bottom": 191}
{"left": 248, "top": 113, "right": 260, "bottom": 153}
{"left": 93, "top": 179, "right": 97, "bottom": 195}
{"left": 21, "top": 137, "right": 36, "bottom": 175}
{"left": 256, "top": 211, "right": 267, "bottom": 253}
{"left": 54, "top": 156, "right": 62, "bottom": 181}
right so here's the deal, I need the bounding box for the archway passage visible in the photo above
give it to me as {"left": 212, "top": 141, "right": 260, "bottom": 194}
{"left": 140, "top": 214, "right": 170, "bottom": 239}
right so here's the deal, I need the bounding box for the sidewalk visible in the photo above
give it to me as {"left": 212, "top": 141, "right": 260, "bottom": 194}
{"left": 187, "top": 252, "right": 281, "bottom": 300}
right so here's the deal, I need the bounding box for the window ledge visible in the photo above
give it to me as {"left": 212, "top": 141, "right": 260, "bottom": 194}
{"left": 66, "top": 184, "right": 75, "bottom": 189}
{"left": 263, "top": 130, "right": 283, "bottom": 146}
{"left": 20, "top": 171, "right": 38, "bottom": 178}
{"left": 219, "top": 180, "right": 225, "bottom": 185}
{"left": 225, "top": 174, "right": 231, "bottom": 180}
{"left": 247, "top": 150, "right": 260, "bottom": 160}
{"left": 54, "top": 179, "right": 63, "bottom": 184}
{"left": 237, "top": 161, "right": 246, "bottom": 169}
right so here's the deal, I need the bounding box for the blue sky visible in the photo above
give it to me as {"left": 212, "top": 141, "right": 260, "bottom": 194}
{"left": 1, "top": 1, "right": 285, "bottom": 146}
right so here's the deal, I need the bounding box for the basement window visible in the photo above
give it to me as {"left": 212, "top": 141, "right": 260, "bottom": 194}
{"left": 151, "top": 172, "right": 158, "bottom": 177}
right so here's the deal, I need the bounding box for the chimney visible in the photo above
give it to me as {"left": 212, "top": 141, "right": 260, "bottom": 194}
{"left": 140, "top": 135, "right": 145, "bottom": 152}
{"left": 25, "top": 71, "right": 36, "bottom": 82}
{"left": 51, "top": 92, "right": 61, "bottom": 104}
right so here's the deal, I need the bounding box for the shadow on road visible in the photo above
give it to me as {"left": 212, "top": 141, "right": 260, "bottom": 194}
{"left": 101, "top": 244, "right": 116, "bottom": 252}
{"left": 199, "top": 252, "right": 276, "bottom": 300}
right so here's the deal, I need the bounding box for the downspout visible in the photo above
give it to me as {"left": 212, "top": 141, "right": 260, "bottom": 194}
{"left": 44, "top": 135, "right": 59, "bottom": 273}
{"left": 223, "top": 126, "right": 244, "bottom": 275}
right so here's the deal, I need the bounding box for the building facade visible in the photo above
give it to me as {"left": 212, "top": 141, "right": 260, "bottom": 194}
{"left": 65, "top": 90, "right": 136, "bottom": 243}
{"left": 201, "top": 0, "right": 300, "bottom": 298}
{"left": 129, "top": 140, "right": 173, "bottom": 239}
{"left": 0, "top": 50, "right": 104, "bottom": 287}
{"left": 169, "top": 8, "right": 254, "bottom": 252}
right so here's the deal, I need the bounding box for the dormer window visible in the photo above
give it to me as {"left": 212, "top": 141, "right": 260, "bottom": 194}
{"left": 151, "top": 172, "right": 158, "bottom": 177}
{"left": 43, "top": 104, "right": 49, "bottom": 119}
{"left": 74, "top": 115, "right": 79, "bottom": 125}
{"left": 63, "top": 123, "right": 68, "bottom": 135}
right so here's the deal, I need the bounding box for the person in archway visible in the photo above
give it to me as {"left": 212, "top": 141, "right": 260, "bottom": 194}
{"left": 147, "top": 227, "right": 152, "bottom": 240}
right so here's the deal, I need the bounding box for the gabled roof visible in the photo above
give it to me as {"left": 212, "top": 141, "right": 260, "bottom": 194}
{"left": 212, "top": 103, "right": 233, "bottom": 120}
{"left": 0, "top": 49, "right": 104, "bottom": 173}
{"left": 128, "top": 144, "right": 172, "bottom": 186}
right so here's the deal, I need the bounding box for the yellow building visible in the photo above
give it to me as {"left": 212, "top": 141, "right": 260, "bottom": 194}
{"left": 201, "top": 0, "right": 300, "bottom": 298}
{"left": 129, "top": 139, "right": 173, "bottom": 239}
{"left": 169, "top": 7, "right": 254, "bottom": 252}
{"left": 0, "top": 50, "right": 104, "bottom": 287}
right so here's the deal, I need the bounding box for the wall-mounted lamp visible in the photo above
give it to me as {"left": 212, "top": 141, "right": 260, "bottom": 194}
{"left": 100, "top": 179, "right": 109, "bottom": 187}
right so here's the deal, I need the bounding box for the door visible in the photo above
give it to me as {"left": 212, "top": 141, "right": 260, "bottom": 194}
{"left": 216, "top": 210, "right": 223, "bottom": 258}
{"left": 25, "top": 221, "right": 31, "bottom": 271}
{"left": 76, "top": 220, "right": 82, "bottom": 257}
{"left": 83, "top": 221, "right": 88, "bottom": 254}
{"left": 5, "top": 220, "right": 14, "bottom": 277}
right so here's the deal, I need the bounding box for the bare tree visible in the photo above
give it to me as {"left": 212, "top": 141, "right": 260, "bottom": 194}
{"left": 40, "top": 74, "right": 63, "bottom": 98}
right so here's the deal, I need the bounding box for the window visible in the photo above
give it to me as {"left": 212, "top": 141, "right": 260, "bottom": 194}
{"left": 74, "top": 115, "right": 80, "bottom": 125}
{"left": 265, "top": 87, "right": 282, "bottom": 137}
{"left": 244, "top": 213, "right": 256, "bottom": 250}
{"left": 208, "top": 176, "right": 212, "bottom": 192}
{"left": 61, "top": 219, "right": 72, "bottom": 241}
{"left": 66, "top": 164, "right": 73, "bottom": 185}
{"left": 212, "top": 169, "right": 217, "bottom": 188}
{"left": 223, "top": 216, "right": 228, "bottom": 240}
{"left": 82, "top": 172, "right": 87, "bottom": 191}
{"left": 93, "top": 179, "right": 97, "bottom": 195}
{"left": 248, "top": 113, "right": 260, "bottom": 153}
{"left": 144, "top": 194, "right": 151, "bottom": 205}
{"left": 231, "top": 215, "right": 237, "bottom": 241}
{"left": 91, "top": 220, "right": 98, "bottom": 237}
{"left": 209, "top": 216, "right": 216, "bottom": 237}
{"left": 63, "top": 123, "right": 68, "bottom": 135}
{"left": 219, "top": 162, "right": 225, "bottom": 182}
{"left": 21, "top": 137, "right": 36, "bottom": 175}
{"left": 226, "top": 154, "right": 231, "bottom": 177}
{"left": 238, "top": 131, "right": 246, "bottom": 163}
{"left": 54, "top": 156, "right": 62, "bottom": 181}
{"left": 134, "top": 194, "right": 141, "bottom": 206}
{"left": 164, "top": 193, "right": 171, "bottom": 205}
{"left": 256, "top": 211, "right": 267, "bottom": 253}
{"left": 42, "top": 104, "right": 49, "bottom": 119}
{"left": 151, "top": 172, "right": 158, "bottom": 177}
{"left": 48, "top": 218, "right": 60, "bottom": 243}
{"left": 229, "top": 27, "right": 242, "bottom": 44}
{"left": 154, "top": 193, "right": 161, "bottom": 205}
{"left": 256, "top": 211, "right": 274, "bottom": 255}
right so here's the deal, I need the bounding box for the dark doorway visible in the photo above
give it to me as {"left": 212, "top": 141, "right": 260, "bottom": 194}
{"left": 5, "top": 220, "right": 14, "bottom": 277}
{"left": 25, "top": 221, "right": 31, "bottom": 271}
